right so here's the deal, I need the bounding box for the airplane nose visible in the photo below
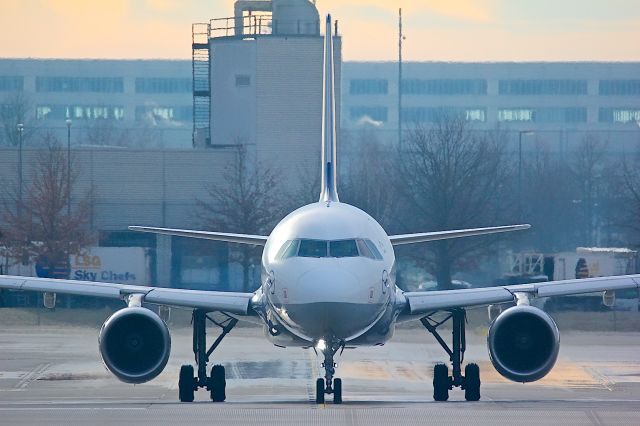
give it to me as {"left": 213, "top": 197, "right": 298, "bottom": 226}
{"left": 279, "top": 266, "right": 383, "bottom": 340}
{"left": 296, "top": 267, "right": 361, "bottom": 303}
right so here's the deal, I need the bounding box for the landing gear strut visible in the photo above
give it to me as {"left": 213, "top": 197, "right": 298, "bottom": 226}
{"left": 178, "top": 309, "right": 238, "bottom": 402}
{"left": 315, "top": 339, "right": 344, "bottom": 404}
{"left": 421, "top": 308, "right": 481, "bottom": 401}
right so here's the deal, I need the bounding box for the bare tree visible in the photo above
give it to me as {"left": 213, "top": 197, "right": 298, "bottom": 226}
{"left": 568, "top": 134, "right": 610, "bottom": 246}
{"left": 341, "top": 129, "right": 400, "bottom": 230}
{"left": 197, "top": 144, "right": 286, "bottom": 291}
{"left": 1, "top": 92, "right": 36, "bottom": 147}
{"left": 396, "top": 117, "right": 510, "bottom": 289}
{"left": 84, "top": 118, "right": 129, "bottom": 147}
{"left": 1, "top": 135, "right": 94, "bottom": 277}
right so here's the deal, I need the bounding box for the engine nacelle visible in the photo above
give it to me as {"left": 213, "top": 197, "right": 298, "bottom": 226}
{"left": 487, "top": 305, "right": 559, "bottom": 383}
{"left": 99, "top": 307, "right": 171, "bottom": 384}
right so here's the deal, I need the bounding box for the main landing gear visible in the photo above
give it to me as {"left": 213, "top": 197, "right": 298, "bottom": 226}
{"left": 421, "top": 308, "right": 481, "bottom": 402}
{"left": 178, "top": 309, "right": 238, "bottom": 402}
{"left": 315, "top": 339, "right": 344, "bottom": 404}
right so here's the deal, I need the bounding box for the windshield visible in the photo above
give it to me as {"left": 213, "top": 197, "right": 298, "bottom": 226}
{"left": 277, "top": 238, "right": 383, "bottom": 260}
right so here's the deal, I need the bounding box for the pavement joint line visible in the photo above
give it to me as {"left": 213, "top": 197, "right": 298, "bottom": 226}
{"left": 15, "top": 363, "right": 50, "bottom": 389}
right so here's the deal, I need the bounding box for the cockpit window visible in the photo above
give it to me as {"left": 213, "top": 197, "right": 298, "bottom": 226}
{"left": 329, "top": 240, "right": 359, "bottom": 258}
{"left": 364, "top": 239, "right": 383, "bottom": 260}
{"left": 276, "top": 238, "right": 383, "bottom": 260}
{"left": 277, "top": 240, "right": 300, "bottom": 260}
{"left": 298, "top": 239, "right": 328, "bottom": 258}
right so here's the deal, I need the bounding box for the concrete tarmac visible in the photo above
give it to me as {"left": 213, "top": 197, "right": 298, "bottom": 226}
{"left": 0, "top": 322, "right": 639, "bottom": 425}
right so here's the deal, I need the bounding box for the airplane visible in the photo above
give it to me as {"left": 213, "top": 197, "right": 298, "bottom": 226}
{"left": 1, "top": 15, "right": 640, "bottom": 404}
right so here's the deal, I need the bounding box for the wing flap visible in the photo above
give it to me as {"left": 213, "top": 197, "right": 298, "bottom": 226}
{"left": 144, "top": 288, "right": 252, "bottom": 314}
{"left": 389, "top": 225, "right": 530, "bottom": 246}
{"left": 405, "top": 287, "right": 514, "bottom": 314}
{"left": 0, "top": 275, "right": 254, "bottom": 316}
{"left": 402, "top": 274, "right": 640, "bottom": 316}
{"left": 129, "top": 226, "right": 268, "bottom": 246}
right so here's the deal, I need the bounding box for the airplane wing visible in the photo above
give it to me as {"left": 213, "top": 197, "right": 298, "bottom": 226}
{"left": 129, "top": 226, "right": 268, "bottom": 246}
{"left": 388, "top": 224, "right": 530, "bottom": 246}
{"left": 400, "top": 274, "right": 640, "bottom": 317}
{"left": 0, "top": 275, "right": 255, "bottom": 315}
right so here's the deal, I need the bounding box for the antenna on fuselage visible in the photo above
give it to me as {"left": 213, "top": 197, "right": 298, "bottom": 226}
{"left": 319, "top": 14, "right": 339, "bottom": 203}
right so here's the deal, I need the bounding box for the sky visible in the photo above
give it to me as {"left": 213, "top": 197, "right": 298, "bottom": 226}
{"left": 0, "top": 0, "right": 639, "bottom": 61}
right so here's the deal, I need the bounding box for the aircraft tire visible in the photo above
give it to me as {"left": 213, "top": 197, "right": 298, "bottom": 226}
{"left": 316, "top": 378, "right": 325, "bottom": 404}
{"left": 178, "top": 365, "right": 195, "bottom": 402}
{"left": 333, "top": 378, "right": 342, "bottom": 404}
{"left": 464, "top": 363, "right": 481, "bottom": 401}
{"left": 210, "top": 364, "right": 226, "bottom": 402}
{"left": 433, "top": 363, "right": 449, "bottom": 402}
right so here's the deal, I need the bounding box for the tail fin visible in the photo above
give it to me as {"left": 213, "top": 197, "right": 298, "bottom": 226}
{"left": 319, "top": 14, "right": 339, "bottom": 203}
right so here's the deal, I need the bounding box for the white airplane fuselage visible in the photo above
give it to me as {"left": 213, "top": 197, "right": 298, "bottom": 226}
{"left": 259, "top": 201, "right": 398, "bottom": 347}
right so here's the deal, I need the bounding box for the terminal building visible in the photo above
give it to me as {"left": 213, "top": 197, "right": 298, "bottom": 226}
{"left": 1, "top": 0, "right": 640, "bottom": 294}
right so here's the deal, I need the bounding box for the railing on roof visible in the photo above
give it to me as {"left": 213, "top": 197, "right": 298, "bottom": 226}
{"left": 208, "top": 15, "right": 320, "bottom": 38}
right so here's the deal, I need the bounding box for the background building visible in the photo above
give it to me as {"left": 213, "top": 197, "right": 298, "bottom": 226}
{"left": 1, "top": 0, "right": 639, "bottom": 296}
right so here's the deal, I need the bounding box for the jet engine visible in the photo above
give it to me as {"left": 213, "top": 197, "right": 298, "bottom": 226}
{"left": 487, "top": 305, "right": 559, "bottom": 383}
{"left": 99, "top": 307, "right": 171, "bottom": 384}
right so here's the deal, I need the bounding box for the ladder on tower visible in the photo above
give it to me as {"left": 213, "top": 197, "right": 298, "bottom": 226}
{"left": 192, "top": 23, "right": 211, "bottom": 147}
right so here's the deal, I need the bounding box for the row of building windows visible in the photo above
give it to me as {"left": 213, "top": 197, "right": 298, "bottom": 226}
{"left": 599, "top": 108, "right": 640, "bottom": 124}
{"left": 403, "top": 107, "right": 486, "bottom": 123}
{"left": 497, "top": 108, "right": 587, "bottom": 123}
{"left": 350, "top": 106, "right": 640, "bottom": 125}
{"left": 402, "top": 79, "right": 487, "bottom": 95}
{"left": 135, "top": 105, "right": 193, "bottom": 122}
{"left": 36, "top": 105, "right": 125, "bottom": 120}
{"left": 498, "top": 80, "right": 587, "bottom": 95}
{"left": 349, "top": 79, "right": 388, "bottom": 95}
{"left": 135, "top": 78, "right": 191, "bottom": 94}
{"left": 0, "top": 76, "right": 23, "bottom": 91}
{"left": 34, "top": 104, "right": 192, "bottom": 122}
{"left": 599, "top": 80, "right": 640, "bottom": 96}
{"left": 29, "top": 77, "right": 193, "bottom": 94}
{"left": 349, "top": 79, "right": 640, "bottom": 96}
{"left": 36, "top": 77, "right": 124, "bottom": 93}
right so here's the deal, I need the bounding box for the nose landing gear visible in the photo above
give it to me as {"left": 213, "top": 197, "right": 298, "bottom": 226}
{"left": 315, "top": 339, "right": 344, "bottom": 404}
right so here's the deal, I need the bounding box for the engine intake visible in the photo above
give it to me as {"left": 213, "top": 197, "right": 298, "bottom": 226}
{"left": 99, "top": 307, "right": 171, "bottom": 384}
{"left": 487, "top": 305, "right": 559, "bottom": 383}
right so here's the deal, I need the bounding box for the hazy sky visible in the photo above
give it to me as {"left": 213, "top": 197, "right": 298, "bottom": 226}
{"left": 1, "top": 0, "right": 639, "bottom": 61}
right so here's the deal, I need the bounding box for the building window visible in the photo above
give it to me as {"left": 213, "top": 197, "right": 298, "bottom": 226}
{"left": 498, "top": 107, "right": 587, "bottom": 123}
{"left": 349, "top": 79, "right": 388, "bottom": 95}
{"left": 36, "top": 77, "right": 124, "bottom": 93}
{"left": 0, "top": 76, "right": 23, "bottom": 91}
{"left": 599, "top": 108, "right": 640, "bottom": 124}
{"left": 498, "top": 80, "right": 587, "bottom": 95}
{"left": 403, "top": 107, "right": 486, "bottom": 123}
{"left": 135, "top": 78, "right": 192, "bottom": 94}
{"left": 235, "top": 75, "right": 251, "bottom": 87}
{"left": 36, "top": 105, "right": 124, "bottom": 120}
{"left": 350, "top": 106, "right": 388, "bottom": 123}
{"left": 135, "top": 105, "right": 192, "bottom": 122}
{"left": 599, "top": 80, "right": 640, "bottom": 96}
{"left": 498, "top": 108, "right": 535, "bottom": 122}
{"left": 401, "top": 79, "right": 487, "bottom": 95}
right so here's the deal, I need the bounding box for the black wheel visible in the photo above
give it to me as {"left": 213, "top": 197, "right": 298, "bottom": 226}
{"left": 464, "top": 363, "right": 481, "bottom": 401}
{"left": 210, "top": 364, "right": 226, "bottom": 402}
{"left": 178, "top": 365, "right": 195, "bottom": 403}
{"left": 315, "top": 378, "right": 325, "bottom": 404}
{"left": 433, "top": 363, "right": 449, "bottom": 402}
{"left": 333, "top": 378, "right": 342, "bottom": 404}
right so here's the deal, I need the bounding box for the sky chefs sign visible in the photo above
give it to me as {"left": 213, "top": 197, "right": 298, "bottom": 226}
{"left": 71, "top": 247, "right": 149, "bottom": 285}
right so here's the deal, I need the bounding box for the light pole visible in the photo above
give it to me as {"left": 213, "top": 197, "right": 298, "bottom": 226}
{"left": 17, "top": 123, "right": 24, "bottom": 215}
{"left": 518, "top": 130, "right": 534, "bottom": 221}
{"left": 66, "top": 119, "right": 72, "bottom": 216}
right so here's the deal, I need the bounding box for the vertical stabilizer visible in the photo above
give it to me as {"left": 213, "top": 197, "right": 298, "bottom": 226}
{"left": 319, "top": 14, "right": 339, "bottom": 203}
